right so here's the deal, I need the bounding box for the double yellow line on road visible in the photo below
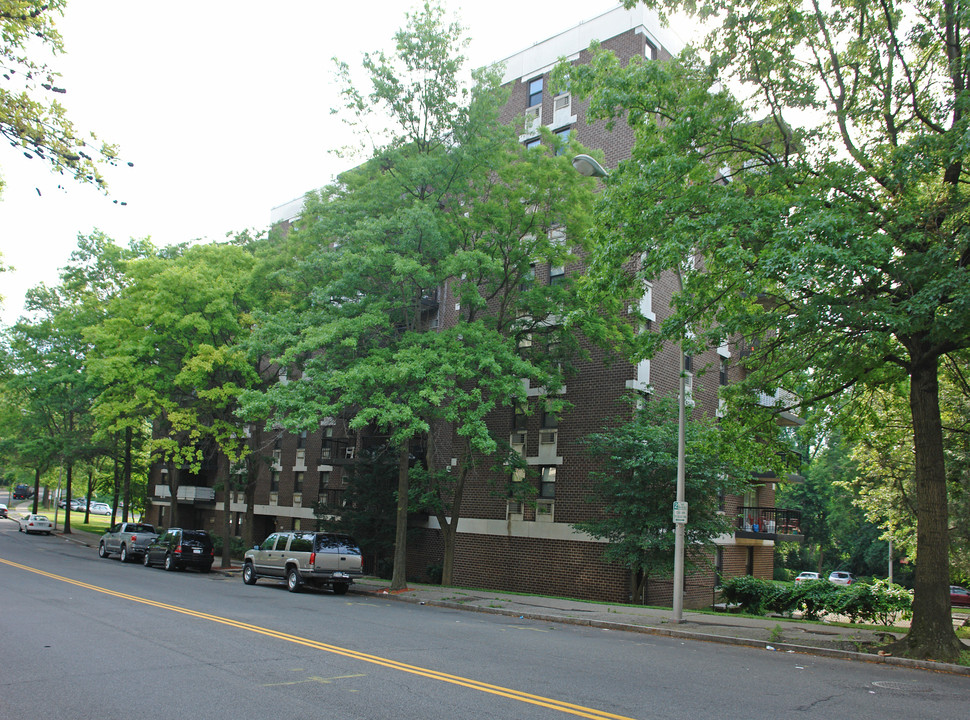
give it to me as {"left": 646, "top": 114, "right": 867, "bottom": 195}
{"left": 1, "top": 558, "right": 636, "bottom": 720}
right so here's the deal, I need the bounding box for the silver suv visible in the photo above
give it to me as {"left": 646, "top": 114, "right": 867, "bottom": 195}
{"left": 828, "top": 571, "right": 855, "bottom": 586}
{"left": 243, "top": 531, "right": 363, "bottom": 594}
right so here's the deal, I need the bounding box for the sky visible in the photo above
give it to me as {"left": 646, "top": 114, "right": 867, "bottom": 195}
{"left": 0, "top": 0, "right": 685, "bottom": 325}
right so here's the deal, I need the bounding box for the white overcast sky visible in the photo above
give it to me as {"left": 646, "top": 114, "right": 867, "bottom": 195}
{"left": 0, "top": 0, "right": 681, "bottom": 325}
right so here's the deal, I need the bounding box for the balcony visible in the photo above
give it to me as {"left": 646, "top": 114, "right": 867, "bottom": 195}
{"left": 736, "top": 506, "right": 803, "bottom": 542}
{"left": 153, "top": 485, "right": 216, "bottom": 503}
{"left": 320, "top": 439, "right": 356, "bottom": 464}
{"left": 755, "top": 388, "right": 803, "bottom": 427}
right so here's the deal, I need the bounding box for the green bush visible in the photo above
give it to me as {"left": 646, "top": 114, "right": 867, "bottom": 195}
{"left": 720, "top": 575, "right": 777, "bottom": 614}
{"left": 790, "top": 580, "right": 842, "bottom": 620}
{"left": 832, "top": 579, "right": 912, "bottom": 625}
{"left": 211, "top": 534, "right": 247, "bottom": 559}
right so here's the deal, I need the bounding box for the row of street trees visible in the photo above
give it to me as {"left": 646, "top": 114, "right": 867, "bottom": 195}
{"left": 1, "top": 0, "right": 966, "bottom": 662}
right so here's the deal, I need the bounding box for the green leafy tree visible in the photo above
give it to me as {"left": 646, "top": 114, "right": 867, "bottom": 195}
{"left": 0, "top": 0, "right": 120, "bottom": 194}
{"left": 247, "top": 3, "right": 595, "bottom": 589}
{"left": 847, "top": 354, "right": 970, "bottom": 583}
{"left": 2, "top": 277, "right": 106, "bottom": 529}
{"left": 315, "top": 445, "right": 400, "bottom": 578}
{"left": 564, "top": 0, "right": 970, "bottom": 662}
{"left": 88, "top": 239, "right": 275, "bottom": 558}
{"left": 575, "top": 396, "right": 750, "bottom": 602}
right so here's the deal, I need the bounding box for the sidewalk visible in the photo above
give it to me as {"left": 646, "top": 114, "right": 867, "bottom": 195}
{"left": 52, "top": 526, "right": 969, "bottom": 675}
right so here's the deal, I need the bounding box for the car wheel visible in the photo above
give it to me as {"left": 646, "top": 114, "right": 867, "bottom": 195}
{"left": 119, "top": 545, "right": 129, "bottom": 563}
{"left": 143, "top": 551, "right": 152, "bottom": 567}
{"left": 332, "top": 583, "right": 349, "bottom": 596}
{"left": 286, "top": 567, "right": 301, "bottom": 593}
{"left": 243, "top": 562, "right": 257, "bottom": 585}
{"left": 164, "top": 553, "right": 176, "bottom": 571}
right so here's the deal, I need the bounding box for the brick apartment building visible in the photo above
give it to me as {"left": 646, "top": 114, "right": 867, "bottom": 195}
{"left": 145, "top": 5, "right": 803, "bottom": 606}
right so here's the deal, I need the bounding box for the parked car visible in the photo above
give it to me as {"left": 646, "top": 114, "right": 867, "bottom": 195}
{"left": 794, "top": 571, "right": 820, "bottom": 583}
{"left": 89, "top": 502, "right": 111, "bottom": 515}
{"left": 13, "top": 484, "right": 33, "bottom": 500}
{"left": 951, "top": 585, "right": 970, "bottom": 607}
{"left": 0, "top": 503, "right": 8, "bottom": 518}
{"left": 242, "top": 531, "right": 363, "bottom": 594}
{"left": 19, "top": 514, "right": 53, "bottom": 535}
{"left": 143, "top": 528, "right": 214, "bottom": 572}
{"left": 99, "top": 522, "right": 158, "bottom": 562}
{"left": 828, "top": 571, "right": 855, "bottom": 586}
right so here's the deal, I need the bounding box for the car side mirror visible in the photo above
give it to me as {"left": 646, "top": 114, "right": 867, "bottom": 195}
{"left": 253, "top": 544, "right": 259, "bottom": 550}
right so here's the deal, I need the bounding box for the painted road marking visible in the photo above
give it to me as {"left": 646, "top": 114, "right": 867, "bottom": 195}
{"left": 2, "top": 557, "right": 637, "bottom": 720}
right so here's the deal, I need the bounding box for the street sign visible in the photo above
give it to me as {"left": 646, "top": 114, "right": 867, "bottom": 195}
{"left": 672, "top": 501, "right": 688, "bottom": 524}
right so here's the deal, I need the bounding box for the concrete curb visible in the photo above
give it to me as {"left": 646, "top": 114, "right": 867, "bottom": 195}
{"left": 361, "top": 589, "right": 970, "bottom": 677}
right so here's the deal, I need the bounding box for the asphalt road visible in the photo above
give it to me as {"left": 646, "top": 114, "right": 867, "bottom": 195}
{"left": 1, "top": 517, "right": 966, "bottom": 720}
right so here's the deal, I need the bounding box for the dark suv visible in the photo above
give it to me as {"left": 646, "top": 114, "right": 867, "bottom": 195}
{"left": 143, "top": 528, "right": 214, "bottom": 573}
{"left": 13, "top": 484, "right": 33, "bottom": 500}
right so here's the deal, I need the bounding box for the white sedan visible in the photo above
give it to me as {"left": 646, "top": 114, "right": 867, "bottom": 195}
{"left": 19, "top": 514, "right": 54, "bottom": 535}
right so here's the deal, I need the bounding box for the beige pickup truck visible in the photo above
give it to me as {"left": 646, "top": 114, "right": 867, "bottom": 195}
{"left": 242, "top": 531, "right": 363, "bottom": 594}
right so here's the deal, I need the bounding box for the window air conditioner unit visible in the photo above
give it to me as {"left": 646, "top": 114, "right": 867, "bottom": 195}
{"left": 553, "top": 93, "right": 571, "bottom": 126}
{"left": 524, "top": 105, "right": 540, "bottom": 135}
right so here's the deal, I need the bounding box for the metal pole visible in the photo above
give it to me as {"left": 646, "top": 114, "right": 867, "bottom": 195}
{"left": 673, "top": 268, "right": 686, "bottom": 623}
{"left": 571, "top": 154, "right": 688, "bottom": 621}
{"left": 888, "top": 537, "right": 893, "bottom": 585}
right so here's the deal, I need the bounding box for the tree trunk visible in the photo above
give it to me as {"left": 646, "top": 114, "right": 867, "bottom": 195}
{"left": 221, "top": 465, "right": 233, "bottom": 569}
{"left": 389, "top": 444, "right": 410, "bottom": 591}
{"left": 31, "top": 466, "right": 42, "bottom": 516}
{"left": 111, "top": 434, "right": 121, "bottom": 524}
{"left": 122, "top": 427, "right": 133, "bottom": 523}
{"left": 892, "top": 354, "right": 964, "bottom": 661}
{"left": 167, "top": 460, "right": 180, "bottom": 529}
{"left": 438, "top": 464, "right": 468, "bottom": 587}
{"left": 64, "top": 463, "right": 73, "bottom": 533}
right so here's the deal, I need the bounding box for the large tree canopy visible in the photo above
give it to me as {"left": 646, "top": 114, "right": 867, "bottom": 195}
{"left": 562, "top": 0, "right": 970, "bottom": 660}
{"left": 0, "top": 0, "right": 120, "bottom": 194}
{"left": 244, "top": 3, "right": 596, "bottom": 589}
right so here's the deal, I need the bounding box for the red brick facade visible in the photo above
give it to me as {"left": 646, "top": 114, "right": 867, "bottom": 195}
{"left": 147, "top": 7, "right": 789, "bottom": 608}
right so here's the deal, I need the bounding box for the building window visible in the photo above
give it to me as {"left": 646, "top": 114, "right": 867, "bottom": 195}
{"left": 541, "top": 405, "right": 558, "bottom": 429}
{"left": 297, "top": 431, "right": 306, "bottom": 449}
{"left": 320, "top": 426, "right": 333, "bottom": 460}
{"left": 513, "top": 403, "right": 528, "bottom": 431}
{"left": 520, "top": 263, "right": 536, "bottom": 291}
{"left": 528, "top": 76, "right": 543, "bottom": 107}
{"left": 524, "top": 137, "right": 541, "bottom": 150}
{"left": 294, "top": 471, "right": 304, "bottom": 493}
{"left": 684, "top": 353, "right": 693, "bottom": 373}
{"left": 549, "top": 263, "right": 565, "bottom": 284}
{"left": 318, "top": 470, "right": 330, "bottom": 489}
{"left": 554, "top": 127, "right": 570, "bottom": 155}
{"left": 720, "top": 358, "right": 729, "bottom": 386}
{"left": 538, "top": 466, "right": 556, "bottom": 499}
{"left": 270, "top": 471, "right": 280, "bottom": 493}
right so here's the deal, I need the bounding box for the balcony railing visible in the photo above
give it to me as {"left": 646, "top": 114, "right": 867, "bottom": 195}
{"left": 153, "top": 485, "right": 216, "bottom": 502}
{"left": 736, "top": 506, "right": 803, "bottom": 539}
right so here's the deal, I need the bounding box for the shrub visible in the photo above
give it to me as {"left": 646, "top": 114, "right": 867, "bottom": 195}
{"left": 211, "top": 534, "right": 247, "bottom": 560}
{"left": 790, "top": 579, "right": 842, "bottom": 620}
{"left": 833, "top": 579, "right": 912, "bottom": 625}
{"left": 720, "top": 575, "right": 777, "bottom": 614}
